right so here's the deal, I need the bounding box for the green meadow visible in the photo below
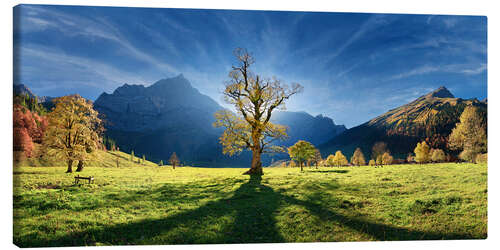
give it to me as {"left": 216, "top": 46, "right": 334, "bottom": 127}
{"left": 13, "top": 151, "right": 487, "bottom": 247}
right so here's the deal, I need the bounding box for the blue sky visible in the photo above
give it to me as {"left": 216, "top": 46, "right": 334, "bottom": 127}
{"left": 13, "top": 5, "right": 487, "bottom": 128}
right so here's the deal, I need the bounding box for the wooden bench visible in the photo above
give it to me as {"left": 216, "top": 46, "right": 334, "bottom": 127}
{"left": 74, "top": 175, "right": 95, "bottom": 184}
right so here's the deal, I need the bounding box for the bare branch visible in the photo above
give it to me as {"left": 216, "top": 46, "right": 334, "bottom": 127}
{"left": 216, "top": 48, "right": 302, "bottom": 162}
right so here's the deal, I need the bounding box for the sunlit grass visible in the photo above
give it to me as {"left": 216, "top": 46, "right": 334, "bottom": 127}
{"left": 13, "top": 151, "right": 487, "bottom": 246}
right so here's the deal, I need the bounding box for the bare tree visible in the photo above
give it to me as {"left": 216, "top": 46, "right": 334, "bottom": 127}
{"left": 169, "top": 152, "right": 180, "bottom": 169}
{"left": 214, "top": 48, "right": 303, "bottom": 175}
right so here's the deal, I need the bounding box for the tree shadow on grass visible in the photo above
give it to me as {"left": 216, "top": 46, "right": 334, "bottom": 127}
{"left": 308, "top": 169, "right": 350, "bottom": 174}
{"left": 15, "top": 175, "right": 476, "bottom": 247}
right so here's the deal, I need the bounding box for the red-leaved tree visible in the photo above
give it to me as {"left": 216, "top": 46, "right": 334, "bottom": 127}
{"left": 13, "top": 104, "right": 48, "bottom": 158}
{"left": 13, "top": 127, "right": 33, "bottom": 158}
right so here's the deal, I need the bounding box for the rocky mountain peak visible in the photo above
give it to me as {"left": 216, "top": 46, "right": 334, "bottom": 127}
{"left": 14, "top": 83, "right": 35, "bottom": 98}
{"left": 427, "top": 86, "right": 454, "bottom": 99}
{"left": 152, "top": 74, "right": 191, "bottom": 87}
{"left": 112, "top": 83, "right": 147, "bottom": 96}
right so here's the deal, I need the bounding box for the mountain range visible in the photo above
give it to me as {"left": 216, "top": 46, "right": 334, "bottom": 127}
{"left": 92, "top": 74, "right": 345, "bottom": 167}
{"left": 13, "top": 83, "right": 54, "bottom": 103}
{"left": 318, "top": 86, "right": 487, "bottom": 160}
{"left": 14, "top": 78, "right": 486, "bottom": 167}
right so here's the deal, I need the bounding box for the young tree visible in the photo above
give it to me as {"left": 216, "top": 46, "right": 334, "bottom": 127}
{"left": 159, "top": 160, "right": 163, "bottom": 166}
{"left": 372, "top": 142, "right": 388, "bottom": 161}
{"left": 448, "top": 106, "right": 487, "bottom": 162}
{"left": 381, "top": 152, "right": 394, "bottom": 165}
{"left": 142, "top": 154, "right": 146, "bottom": 165}
{"left": 406, "top": 153, "right": 415, "bottom": 163}
{"left": 313, "top": 149, "right": 322, "bottom": 169}
{"left": 376, "top": 154, "right": 383, "bottom": 166}
{"left": 130, "top": 150, "right": 135, "bottom": 162}
{"left": 475, "top": 153, "right": 487, "bottom": 164}
{"left": 333, "top": 150, "right": 348, "bottom": 167}
{"left": 288, "top": 140, "right": 316, "bottom": 172}
{"left": 414, "top": 141, "right": 431, "bottom": 163}
{"left": 431, "top": 149, "right": 446, "bottom": 163}
{"left": 42, "top": 95, "right": 102, "bottom": 173}
{"left": 214, "top": 48, "right": 303, "bottom": 175}
{"left": 324, "top": 154, "right": 335, "bottom": 167}
{"left": 169, "top": 152, "right": 180, "bottom": 169}
{"left": 350, "top": 147, "right": 366, "bottom": 166}
{"left": 368, "top": 159, "right": 376, "bottom": 166}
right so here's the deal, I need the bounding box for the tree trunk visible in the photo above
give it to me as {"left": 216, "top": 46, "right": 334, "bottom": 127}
{"left": 173, "top": 163, "right": 176, "bottom": 170}
{"left": 300, "top": 162, "right": 303, "bottom": 172}
{"left": 76, "top": 160, "right": 84, "bottom": 172}
{"left": 244, "top": 131, "right": 264, "bottom": 175}
{"left": 66, "top": 160, "right": 73, "bottom": 173}
{"left": 244, "top": 148, "right": 263, "bottom": 175}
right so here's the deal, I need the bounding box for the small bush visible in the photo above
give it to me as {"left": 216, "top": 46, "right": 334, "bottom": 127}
{"left": 381, "top": 152, "right": 393, "bottom": 165}
{"left": 431, "top": 149, "right": 446, "bottom": 163}
{"left": 475, "top": 153, "right": 487, "bottom": 164}
{"left": 459, "top": 149, "right": 476, "bottom": 163}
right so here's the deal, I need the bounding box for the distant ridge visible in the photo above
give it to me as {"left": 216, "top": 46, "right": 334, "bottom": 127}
{"left": 95, "top": 74, "right": 222, "bottom": 132}
{"left": 94, "top": 75, "right": 346, "bottom": 167}
{"left": 271, "top": 111, "right": 346, "bottom": 146}
{"left": 13, "top": 77, "right": 347, "bottom": 167}
{"left": 14, "top": 83, "right": 55, "bottom": 104}
{"left": 319, "top": 86, "right": 487, "bottom": 159}
{"left": 13, "top": 83, "right": 35, "bottom": 98}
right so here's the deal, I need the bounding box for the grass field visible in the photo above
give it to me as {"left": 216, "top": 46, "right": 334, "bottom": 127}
{"left": 13, "top": 150, "right": 487, "bottom": 247}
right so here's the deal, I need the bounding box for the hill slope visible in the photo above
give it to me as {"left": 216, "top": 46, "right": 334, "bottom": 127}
{"left": 15, "top": 147, "right": 162, "bottom": 169}
{"left": 319, "top": 86, "right": 487, "bottom": 159}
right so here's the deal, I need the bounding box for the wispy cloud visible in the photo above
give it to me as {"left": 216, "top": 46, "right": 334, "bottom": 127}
{"left": 322, "top": 14, "right": 390, "bottom": 65}
{"left": 385, "top": 86, "right": 434, "bottom": 103}
{"left": 18, "top": 44, "right": 150, "bottom": 90}
{"left": 388, "top": 65, "right": 441, "bottom": 80}
{"left": 134, "top": 22, "right": 181, "bottom": 58}
{"left": 21, "top": 5, "right": 179, "bottom": 75}
{"left": 336, "top": 61, "right": 364, "bottom": 78}
{"left": 426, "top": 15, "right": 434, "bottom": 25}
{"left": 14, "top": 6, "right": 487, "bottom": 127}
{"left": 388, "top": 63, "right": 487, "bottom": 80}
{"left": 443, "top": 18, "right": 459, "bottom": 28}
{"left": 392, "top": 36, "right": 446, "bottom": 52}
{"left": 25, "top": 16, "right": 52, "bottom": 27}
{"left": 462, "top": 63, "right": 487, "bottom": 74}
{"left": 155, "top": 12, "right": 195, "bottom": 35}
